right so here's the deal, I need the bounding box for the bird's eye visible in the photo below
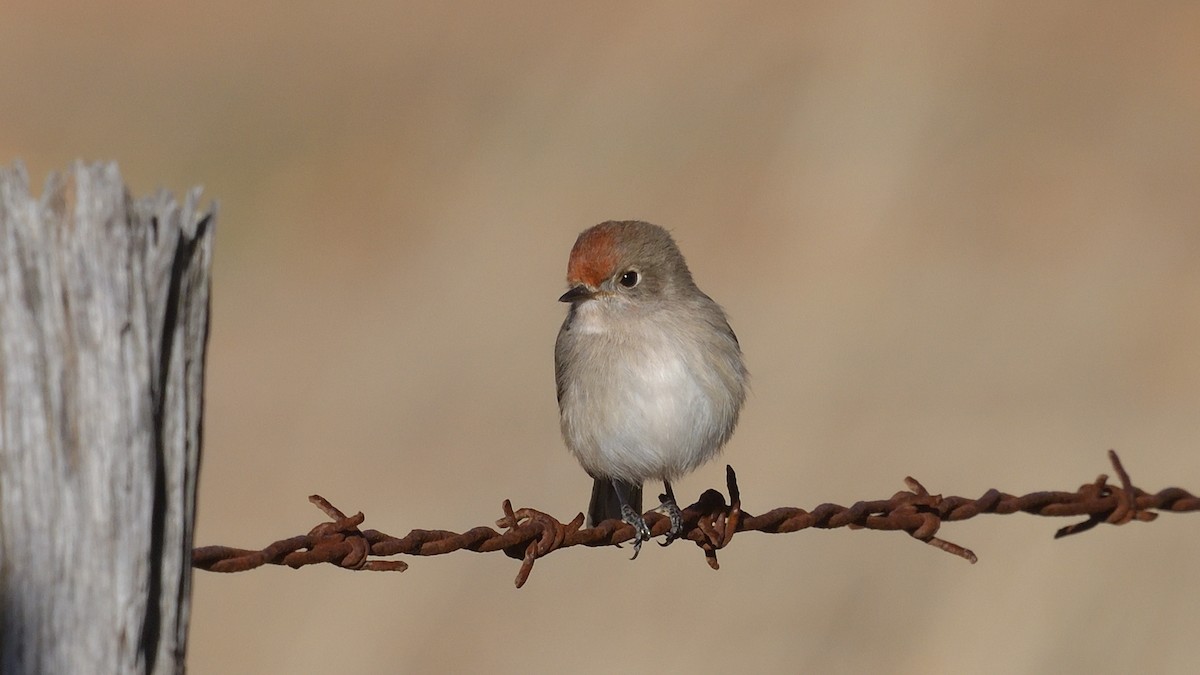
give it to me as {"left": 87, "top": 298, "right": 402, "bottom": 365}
{"left": 619, "top": 270, "right": 640, "bottom": 288}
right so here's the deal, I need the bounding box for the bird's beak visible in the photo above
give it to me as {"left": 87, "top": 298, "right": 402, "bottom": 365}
{"left": 558, "top": 285, "right": 595, "bottom": 303}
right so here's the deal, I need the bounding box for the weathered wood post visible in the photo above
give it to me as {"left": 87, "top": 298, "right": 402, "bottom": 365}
{"left": 0, "top": 162, "right": 214, "bottom": 674}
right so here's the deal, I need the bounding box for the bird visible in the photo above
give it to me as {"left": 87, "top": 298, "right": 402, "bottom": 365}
{"left": 554, "top": 220, "right": 747, "bottom": 558}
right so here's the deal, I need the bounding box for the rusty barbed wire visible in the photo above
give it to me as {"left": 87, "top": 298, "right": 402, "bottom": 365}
{"left": 192, "top": 450, "right": 1199, "bottom": 588}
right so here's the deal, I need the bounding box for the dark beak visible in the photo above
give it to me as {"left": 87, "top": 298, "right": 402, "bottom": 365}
{"left": 558, "top": 285, "right": 595, "bottom": 303}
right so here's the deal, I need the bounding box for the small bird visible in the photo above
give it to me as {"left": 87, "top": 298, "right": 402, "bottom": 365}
{"left": 555, "top": 221, "right": 747, "bottom": 558}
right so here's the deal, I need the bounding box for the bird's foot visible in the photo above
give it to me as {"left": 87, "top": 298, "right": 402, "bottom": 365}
{"left": 620, "top": 503, "right": 652, "bottom": 560}
{"left": 657, "top": 495, "right": 684, "bottom": 547}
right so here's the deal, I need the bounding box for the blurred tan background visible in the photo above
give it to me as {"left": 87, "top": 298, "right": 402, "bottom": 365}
{"left": 3, "top": 2, "right": 1199, "bottom": 673}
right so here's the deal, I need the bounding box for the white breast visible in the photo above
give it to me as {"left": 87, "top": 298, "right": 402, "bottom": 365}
{"left": 559, "top": 301, "right": 740, "bottom": 484}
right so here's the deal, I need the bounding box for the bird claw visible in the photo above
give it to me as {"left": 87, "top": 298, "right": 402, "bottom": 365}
{"left": 657, "top": 496, "right": 684, "bottom": 547}
{"left": 620, "top": 503, "right": 652, "bottom": 560}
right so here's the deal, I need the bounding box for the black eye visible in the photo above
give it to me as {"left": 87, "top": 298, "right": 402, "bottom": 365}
{"left": 619, "top": 270, "right": 640, "bottom": 288}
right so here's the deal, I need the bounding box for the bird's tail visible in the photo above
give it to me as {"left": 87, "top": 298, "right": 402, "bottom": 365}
{"left": 588, "top": 478, "right": 642, "bottom": 527}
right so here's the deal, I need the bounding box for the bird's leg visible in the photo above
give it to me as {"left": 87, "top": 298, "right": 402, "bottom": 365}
{"left": 612, "top": 479, "right": 651, "bottom": 560}
{"left": 657, "top": 480, "right": 684, "bottom": 546}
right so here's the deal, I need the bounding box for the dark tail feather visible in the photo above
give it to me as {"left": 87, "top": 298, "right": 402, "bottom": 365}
{"left": 588, "top": 478, "right": 643, "bottom": 527}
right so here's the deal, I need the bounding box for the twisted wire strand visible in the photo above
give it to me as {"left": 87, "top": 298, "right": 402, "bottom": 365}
{"left": 192, "top": 451, "right": 1199, "bottom": 587}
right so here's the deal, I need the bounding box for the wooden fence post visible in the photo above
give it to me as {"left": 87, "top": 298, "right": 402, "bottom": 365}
{"left": 0, "top": 161, "right": 214, "bottom": 674}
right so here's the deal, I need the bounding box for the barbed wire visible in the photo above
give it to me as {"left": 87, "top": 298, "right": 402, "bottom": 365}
{"left": 192, "top": 450, "right": 1198, "bottom": 588}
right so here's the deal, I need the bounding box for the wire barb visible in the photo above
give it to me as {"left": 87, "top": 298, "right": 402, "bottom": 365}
{"left": 192, "top": 451, "right": 1199, "bottom": 587}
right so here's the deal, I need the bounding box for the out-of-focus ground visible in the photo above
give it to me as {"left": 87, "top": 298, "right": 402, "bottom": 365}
{"left": 3, "top": 2, "right": 1199, "bottom": 673}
